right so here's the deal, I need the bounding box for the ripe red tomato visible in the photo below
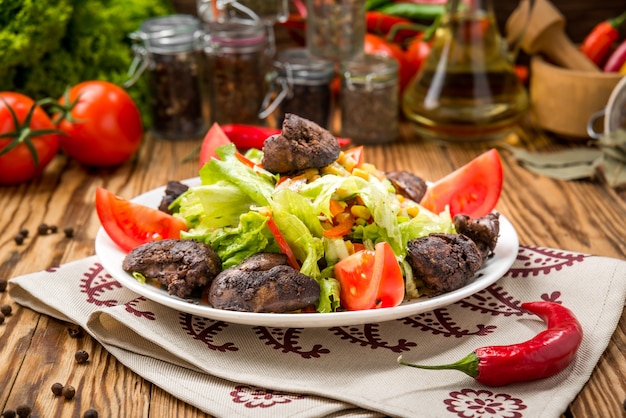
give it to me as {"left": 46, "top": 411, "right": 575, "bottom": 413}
{"left": 57, "top": 81, "right": 143, "bottom": 167}
{"left": 405, "top": 34, "right": 432, "bottom": 80}
{"left": 199, "top": 122, "right": 232, "bottom": 167}
{"left": 420, "top": 148, "right": 503, "bottom": 218}
{"left": 334, "top": 241, "right": 404, "bottom": 311}
{"left": 95, "top": 187, "right": 187, "bottom": 252}
{"left": 0, "top": 92, "right": 60, "bottom": 185}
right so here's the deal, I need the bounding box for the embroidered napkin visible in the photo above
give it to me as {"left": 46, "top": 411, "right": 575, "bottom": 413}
{"left": 8, "top": 246, "right": 626, "bottom": 418}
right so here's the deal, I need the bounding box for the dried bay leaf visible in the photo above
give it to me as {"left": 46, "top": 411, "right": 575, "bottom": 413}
{"left": 503, "top": 145, "right": 602, "bottom": 168}
{"left": 597, "top": 155, "right": 626, "bottom": 188}
{"left": 521, "top": 160, "right": 598, "bottom": 180}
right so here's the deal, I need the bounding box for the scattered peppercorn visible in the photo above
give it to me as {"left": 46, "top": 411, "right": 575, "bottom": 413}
{"left": 15, "top": 404, "right": 31, "bottom": 418}
{"left": 61, "top": 385, "right": 76, "bottom": 400}
{"left": 83, "top": 409, "right": 98, "bottom": 418}
{"left": 51, "top": 382, "right": 64, "bottom": 396}
{"left": 1, "top": 305, "right": 12, "bottom": 316}
{"left": 13, "top": 234, "right": 25, "bottom": 245}
{"left": 19, "top": 228, "right": 29, "bottom": 238}
{"left": 48, "top": 225, "right": 58, "bottom": 233}
{"left": 63, "top": 227, "right": 74, "bottom": 238}
{"left": 75, "top": 350, "right": 89, "bottom": 364}
{"left": 67, "top": 326, "right": 84, "bottom": 338}
{"left": 0, "top": 279, "right": 7, "bottom": 292}
{"left": 1, "top": 410, "right": 16, "bottom": 418}
{"left": 37, "top": 223, "right": 49, "bottom": 235}
{"left": 0, "top": 313, "right": 5, "bottom": 325}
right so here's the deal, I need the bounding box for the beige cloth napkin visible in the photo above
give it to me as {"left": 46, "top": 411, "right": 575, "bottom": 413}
{"left": 8, "top": 245, "right": 626, "bottom": 418}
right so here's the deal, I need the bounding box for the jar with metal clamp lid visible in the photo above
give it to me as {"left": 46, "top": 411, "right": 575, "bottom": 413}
{"left": 261, "top": 48, "right": 335, "bottom": 129}
{"left": 306, "top": 0, "right": 366, "bottom": 62}
{"left": 127, "top": 14, "right": 206, "bottom": 140}
{"left": 201, "top": 19, "right": 269, "bottom": 125}
{"left": 340, "top": 54, "right": 399, "bottom": 144}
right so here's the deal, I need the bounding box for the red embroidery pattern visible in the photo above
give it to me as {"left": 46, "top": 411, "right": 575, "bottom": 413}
{"left": 254, "top": 327, "right": 330, "bottom": 358}
{"left": 457, "top": 285, "right": 525, "bottom": 316}
{"left": 444, "top": 388, "right": 527, "bottom": 417}
{"left": 179, "top": 313, "right": 239, "bottom": 352}
{"left": 230, "top": 385, "right": 305, "bottom": 408}
{"left": 508, "top": 246, "right": 587, "bottom": 278}
{"left": 329, "top": 324, "right": 417, "bottom": 352}
{"left": 400, "top": 308, "right": 497, "bottom": 338}
{"left": 124, "top": 296, "right": 156, "bottom": 320}
{"left": 79, "top": 262, "right": 122, "bottom": 307}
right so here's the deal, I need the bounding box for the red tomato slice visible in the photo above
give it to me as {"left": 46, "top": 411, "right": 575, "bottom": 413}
{"left": 344, "top": 146, "right": 364, "bottom": 168}
{"left": 266, "top": 216, "right": 300, "bottom": 270}
{"left": 95, "top": 187, "right": 188, "bottom": 252}
{"left": 334, "top": 241, "right": 404, "bottom": 311}
{"left": 199, "top": 122, "right": 232, "bottom": 168}
{"left": 420, "top": 148, "right": 503, "bottom": 218}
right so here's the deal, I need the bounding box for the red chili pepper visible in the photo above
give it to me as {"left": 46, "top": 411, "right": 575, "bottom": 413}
{"left": 603, "top": 38, "right": 626, "bottom": 72}
{"left": 366, "top": 11, "right": 412, "bottom": 36}
{"left": 397, "top": 301, "right": 583, "bottom": 386}
{"left": 580, "top": 11, "right": 626, "bottom": 66}
{"left": 220, "top": 124, "right": 352, "bottom": 150}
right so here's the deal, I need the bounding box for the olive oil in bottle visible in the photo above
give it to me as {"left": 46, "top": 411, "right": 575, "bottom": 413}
{"left": 402, "top": 0, "right": 528, "bottom": 144}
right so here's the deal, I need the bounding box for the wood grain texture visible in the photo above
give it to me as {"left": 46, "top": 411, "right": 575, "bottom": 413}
{"left": 0, "top": 122, "right": 625, "bottom": 417}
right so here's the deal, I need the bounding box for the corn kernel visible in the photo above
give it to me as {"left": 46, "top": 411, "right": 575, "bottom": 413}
{"left": 407, "top": 205, "right": 420, "bottom": 218}
{"left": 352, "top": 167, "right": 370, "bottom": 180}
{"left": 350, "top": 205, "right": 371, "bottom": 220}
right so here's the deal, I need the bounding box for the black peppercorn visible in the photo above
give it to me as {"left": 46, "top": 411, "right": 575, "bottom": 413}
{"left": 63, "top": 227, "right": 74, "bottom": 238}
{"left": 19, "top": 228, "right": 28, "bottom": 238}
{"left": 48, "top": 225, "right": 58, "bottom": 234}
{"left": 62, "top": 385, "right": 76, "bottom": 400}
{"left": 1, "top": 305, "right": 12, "bottom": 316}
{"left": 83, "top": 409, "right": 99, "bottom": 418}
{"left": 75, "top": 350, "right": 89, "bottom": 364}
{"left": 14, "top": 235, "right": 24, "bottom": 245}
{"left": 67, "top": 327, "right": 84, "bottom": 338}
{"left": 15, "top": 404, "right": 31, "bottom": 418}
{"left": 51, "top": 382, "right": 64, "bottom": 396}
{"left": 1, "top": 410, "right": 16, "bottom": 418}
{"left": 37, "top": 224, "right": 49, "bottom": 235}
{"left": 0, "top": 279, "right": 7, "bottom": 292}
{"left": 0, "top": 313, "right": 5, "bottom": 325}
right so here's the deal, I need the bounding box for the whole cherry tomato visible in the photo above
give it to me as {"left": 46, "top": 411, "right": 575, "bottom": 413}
{"left": 56, "top": 81, "right": 143, "bottom": 167}
{"left": 0, "top": 92, "right": 60, "bottom": 186}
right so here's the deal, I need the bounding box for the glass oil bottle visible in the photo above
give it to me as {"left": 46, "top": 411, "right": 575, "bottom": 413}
{"left": 402, "top": 0, "right": 529, "bottom": 144}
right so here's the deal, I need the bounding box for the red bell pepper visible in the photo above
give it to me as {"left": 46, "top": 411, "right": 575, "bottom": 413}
{"left": 221, "top": 124, "right": 351, "bottom": 150}
{"left": 580, "top": 11, "right": 626, "bottom": 66}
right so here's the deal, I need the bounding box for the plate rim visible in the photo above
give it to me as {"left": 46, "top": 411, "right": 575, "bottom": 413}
{"left": 95, "top": 178, "right": 519, "bottom": 328}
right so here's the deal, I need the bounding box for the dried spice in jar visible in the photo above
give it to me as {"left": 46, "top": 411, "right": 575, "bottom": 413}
{"left": 262, "top": 48, "right": 335, "bottom": 129}
{"left": 306, "top": 0, "right": 366, "bottom": 61}
{"left": 128, "top": 15, "right": 206, "bottom": 140}
{"left": 202, "top": 20, "right": 269, "bottom": 125}
{"left": 340, "top": 54, "right": 399, "bottom": 144}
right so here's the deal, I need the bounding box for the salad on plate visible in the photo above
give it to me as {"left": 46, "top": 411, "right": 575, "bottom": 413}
{"left": 95, "top": 114, "right": 505, "bottom": 315}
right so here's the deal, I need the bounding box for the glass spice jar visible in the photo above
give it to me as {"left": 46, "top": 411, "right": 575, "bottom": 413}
{"left": 201, "top": 20, "right": 269, "bottom": 125}
{"left": 128, "top": 15, "right": 206, "bottom": 140}
{"left": 262, "top": 48, "right": 335, "bottom": 129}
{"left": 340, "top": 54, "right": 399, "bottom": 145}
{"left": 306, "top": 0, "right": 366, "bottom": 62}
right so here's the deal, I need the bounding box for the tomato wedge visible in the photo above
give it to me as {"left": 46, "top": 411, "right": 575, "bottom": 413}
{"left": 334, "top": 241, "right": 404, "bottom": 311}
{"left": 420, "top": 148, "right": 503, "bottom": 218}
{"left": 199, "top": 122, "right": 232, "bottom": 167}
{"left": 95, "top": 187, "right": 188, "bottom": 252}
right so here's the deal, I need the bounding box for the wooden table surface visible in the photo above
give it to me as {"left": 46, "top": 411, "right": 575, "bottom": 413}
{"left": 1, "top": 119, "right": 625, "bottom": 417}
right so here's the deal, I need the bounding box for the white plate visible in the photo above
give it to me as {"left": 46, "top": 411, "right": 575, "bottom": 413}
{"left": 95, "top": 178, "right": 519, "bottom": 328}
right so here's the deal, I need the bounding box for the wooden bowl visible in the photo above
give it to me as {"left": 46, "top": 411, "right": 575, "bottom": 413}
{"left": 529, "top": 56, "right": 623, "bottom": 139}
